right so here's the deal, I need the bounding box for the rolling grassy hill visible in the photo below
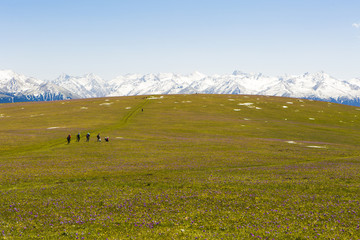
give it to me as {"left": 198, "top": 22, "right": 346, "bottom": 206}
{"left": 0, "top": 94, "right": 359, "bottom": 239}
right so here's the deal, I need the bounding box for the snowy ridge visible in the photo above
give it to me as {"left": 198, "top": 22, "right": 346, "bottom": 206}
{"left": 1, "top": 69, "right": 360, "bottom": 106}
{"left": 107, "top": 71, "right": 360, "bottom": 106}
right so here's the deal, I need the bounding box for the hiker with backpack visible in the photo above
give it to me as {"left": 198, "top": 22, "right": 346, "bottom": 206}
{"left": 77, "top": 132, "right": 81, "bottom": 142}
{"left": 86, "top": 132, "right": 90, "bottom": 142}
{"left": 67, "top": 134, "right": 71, "bottom": 144}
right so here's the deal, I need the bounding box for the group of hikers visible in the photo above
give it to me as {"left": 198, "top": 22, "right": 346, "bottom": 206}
{"left": 67, "top": 132, "right": 109, "bottom": 144}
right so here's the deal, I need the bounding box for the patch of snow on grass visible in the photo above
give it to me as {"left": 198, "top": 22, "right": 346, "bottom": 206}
{"left": 47, "top": 127, "right": 62, "bottom": 130}
{"left": 80, "top": 107, "right": 88, "bottom": 110}
{"left": 243, "top": 118, "right": 250, "bottom": 121}
{"left": 307, "top": 146, "right": 326, "bottom": 149}
{"left": 256, "top": 107, "right": 262, "bottom": 110}
{"left": 99, "top": 102, "right": 113, "bottom": 106}
{"left": 286, "top": 141, "right": 297, "bottom": 144}
{"left": 228, "top": 99, "right": 235, "bottom": 101}
{"left": 238, "top": 103, "right": 253, "bottom": 106}
{"left": 148, "top": 96, "right": 164, "bottom": 100}
{"left": 282, "top": 106, "right": 288, "bottom": 108}
{"left": 233, "top": 109, "right": 241, "bottom": 111}
{"left": 309, "top": 118, "right": 315, "bottom": 120}
{"left": 286, "top": 102, "right": 293, "bottom": 104}
{"left": 125, "top": 107, "right": 132, "bottom": 109}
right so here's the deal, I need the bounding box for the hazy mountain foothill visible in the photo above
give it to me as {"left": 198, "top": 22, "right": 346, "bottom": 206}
{"left": 1, "top": 69, "right": 360, "bottom": 106}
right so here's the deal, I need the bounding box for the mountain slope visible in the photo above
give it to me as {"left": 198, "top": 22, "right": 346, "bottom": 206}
{"left": 51, "top": 73, "right": 108, "bottom": 98}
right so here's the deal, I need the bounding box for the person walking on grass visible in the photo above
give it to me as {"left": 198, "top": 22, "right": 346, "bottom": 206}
{"left": 67, "top": 134, "right": 71, "bottom": 144}
{"left": 97, "top": 133, "right": 101, "bottom": 142}
{"left": 77, "top": 132, "right": 81, "bottom": 142}
{"left": 86, "top": 132, "right": 90, "bottom": 142}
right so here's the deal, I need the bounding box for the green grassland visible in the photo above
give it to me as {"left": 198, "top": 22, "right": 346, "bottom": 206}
{"left": 0, "top": 94, "right": 359, "bottom": 239}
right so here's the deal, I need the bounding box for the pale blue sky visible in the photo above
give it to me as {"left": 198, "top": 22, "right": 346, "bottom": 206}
{"left": 1, "top": 0, "right": 360, "bottom": 80}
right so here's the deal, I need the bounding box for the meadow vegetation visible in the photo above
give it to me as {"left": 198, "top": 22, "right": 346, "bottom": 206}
{"left": 0, "top": 94, "right": 359, "bottom": 239}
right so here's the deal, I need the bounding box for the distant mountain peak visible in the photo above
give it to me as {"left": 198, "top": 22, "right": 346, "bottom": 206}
{"left": 58, "top": 73, "right": 71, "bottom": 80}
{"left": 187, "top": 71, "right": 207, "bottom": 80}
{"left": 232, "top": 70, "right": 245, "bottom": 76}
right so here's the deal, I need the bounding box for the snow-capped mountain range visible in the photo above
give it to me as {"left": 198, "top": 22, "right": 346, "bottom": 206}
{"left": 1, "top": 69, "right": 360, "bottom": 106}
{"left": 0, "top": 70, "right": 79, "bottom": 103}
